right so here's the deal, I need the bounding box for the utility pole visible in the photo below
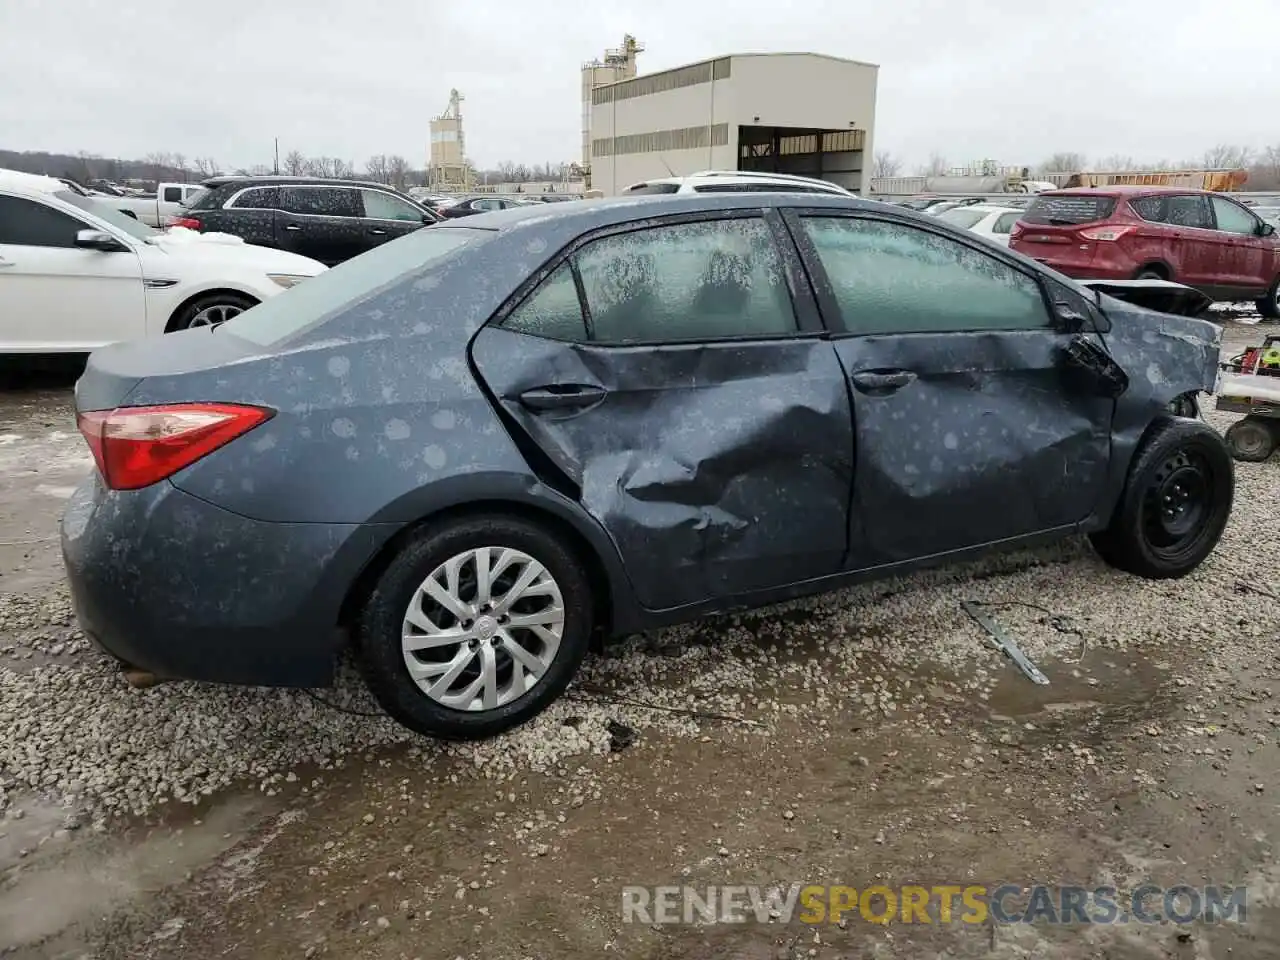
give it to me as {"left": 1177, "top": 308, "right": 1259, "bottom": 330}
{"left": 274, "top": 138, "right": 280, "bottom": 174}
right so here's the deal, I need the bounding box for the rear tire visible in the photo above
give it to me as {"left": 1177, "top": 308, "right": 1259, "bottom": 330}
{"left": 356, "top": 514, "right": 594, "bottom": 740}
{"left": 1224, "top": 416, "right": 1277, "bottom": 462}
{"left": 1134, "top": 267, "right": 1167, "bottom": 281}
{"left": 1090, "top": 418, "right": 1234, "bottom": 579}
{"left": 1256, "top": 276, "right": 1280, "bottom": 320}
{"left": 168, "top": 292, "right": 256, "bottom": 332}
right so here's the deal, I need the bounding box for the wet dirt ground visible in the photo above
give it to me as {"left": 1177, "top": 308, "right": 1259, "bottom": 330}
{"left": 3, "top": 326, "right": 1280, "bottom": 960}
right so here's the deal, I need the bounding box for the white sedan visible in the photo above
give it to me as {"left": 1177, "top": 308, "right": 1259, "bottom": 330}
{"left": 0, "top": 169, "right": 327, "bottom": 354}
{"left": 935, "top": 204, "right": 1025, "bottom": 246}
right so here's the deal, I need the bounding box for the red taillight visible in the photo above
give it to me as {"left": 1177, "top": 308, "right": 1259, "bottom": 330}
{"left": 170, "top": 217, "right": 202, "bottom": 230}
{"left": 76, "top": 403, "right": 273, "bottom": 491}
{"left": 1078, "top": 225, "right": 1135, "bottom": 242}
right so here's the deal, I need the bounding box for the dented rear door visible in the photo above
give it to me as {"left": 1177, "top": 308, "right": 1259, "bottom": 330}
{"left": 470, "top": 212, "right": 854, "bottom": 611}
{"left": 787, "top": 210, "right": 1113, "bottom": 567}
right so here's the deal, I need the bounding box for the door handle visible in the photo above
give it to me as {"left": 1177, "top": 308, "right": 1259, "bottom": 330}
{"left": 849, "top": 370, "right": 917, "bottom": 394}
{"left": 369, "top": 228, "right": 387, "bottom": 235}
{"left": 284, "top": 224, "right": 301, "bottom": 232}
{"left": 517, "top": 385, "right": 607, "bottom": 411}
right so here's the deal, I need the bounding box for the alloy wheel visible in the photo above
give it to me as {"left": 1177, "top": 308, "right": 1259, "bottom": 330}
{"left": 400, "top": 547, "right": 565, "bottom": 712}
{"left": 188, "top": 303, "right": 245, "bottom": 328}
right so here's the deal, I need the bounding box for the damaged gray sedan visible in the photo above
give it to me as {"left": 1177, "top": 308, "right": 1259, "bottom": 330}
{"left": 62, "top": 193, "right": 1234, "bottom": 739}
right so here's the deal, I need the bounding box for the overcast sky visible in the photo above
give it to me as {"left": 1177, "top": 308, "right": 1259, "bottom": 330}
{"left": 3, "top": 0, "right": 1278, "bottom": 172}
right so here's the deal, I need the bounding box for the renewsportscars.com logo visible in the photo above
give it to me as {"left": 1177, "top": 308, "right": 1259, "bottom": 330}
{"left": 621, "top": 884, "right": 1248, "bottom": 926}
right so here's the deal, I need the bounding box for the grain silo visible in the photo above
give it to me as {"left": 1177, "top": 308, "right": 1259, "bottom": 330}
{"left": 429, "top": 89, "right": 470, "bottom": 190}
{"left": 581, "top": 35, "right": 643, "bottom": 181}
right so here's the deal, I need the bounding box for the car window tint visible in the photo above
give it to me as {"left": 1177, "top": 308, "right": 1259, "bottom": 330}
{"left": 1166, "top": 195, "right": 1212, "bottom": 229}
{"left": 281, "top": 187, "right": 360, "bottom": 217}
{"left": 474, "top": 199, "right": 504, "bottom": 211}
{"left": 502, "top": 263, "right": 587, "bottom": 341}
{"left": 161, "top": 186, "right": 183, "bottom": 202}
{"left": 1211, "top": 196, "right": 1258, "bottom": 235}
{"left": 1129, "top": 196, "right": 1166, "bottom": 223}
{"left": 361, "top": 190, "right": 422, "bottom": 221}
{"left": 622, "top": 183, "right": 681, "bottom": 195}
{"left": 231, "top": 186, "right": 280, "bottom": 210}
{"left": 801, "top": 216, "right": 1050, "bottom": 335}
{"left": 0, "top": 195, "right": 87, "bottom": 248}
{"left": 575, "top": 218, "right": 796, "bottom": 344}
{"left": 993, "top": 212, "right": 1021, "bottom": 233}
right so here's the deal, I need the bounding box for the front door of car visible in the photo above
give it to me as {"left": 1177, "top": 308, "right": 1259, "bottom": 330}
{"left": 0, "top": 193, "right": 145, "bottom": 351}
{"left": 469, "top": 212, "right": 855, "bottom": 611}
{"left": 359, "top": 189, "right": 429, "bottom": 250}
{"left": 783, "top": 210, "right": 1114, "bottom": 569}
{"left": 277, "top": 186, "right": 366, "bottom": 265}
{"left": 1209, "top": 195, "right": 1271, "bottom": 292}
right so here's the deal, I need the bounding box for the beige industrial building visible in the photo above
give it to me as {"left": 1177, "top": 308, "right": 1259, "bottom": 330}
{"left": 429, "top": 89, "right": 471, "bottom": 191}
{"left": 587, "top": 52, "right": 878, "bottom": 197}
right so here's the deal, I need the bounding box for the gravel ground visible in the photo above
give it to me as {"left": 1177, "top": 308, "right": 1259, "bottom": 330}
{"left": 2, "top": 325, "right": 1279, "bottom": 959}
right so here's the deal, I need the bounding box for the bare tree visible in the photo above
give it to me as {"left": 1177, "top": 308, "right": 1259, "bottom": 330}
{"left": 387, "top": 155, "right": 410, "bottom": 190}
{"left": 283, "top": 150, "right": 306, "bottom": 176}
{"left": 1203, "top": 144, "right": 1252, "bottom": 169}
{"left": 872, "top": 151, "right": 902, "bottom": 178}
{"left": 365, "top": 154, "right": 390, "bottom": 183}
{"left": 192, "top": 156, "right": 219, "bottom": 177}
{"left": 916, "top": 153, "right": 948, "bottom": 177}
{"left": 143, "top": 151, "right": 171, "bottom": 184}
{"left": 1096, "top": 154, "right": 1140, "bottom": 172}
{"left": 1038, "top": 152, "right": 1086, "bottom": 174}
{"left": 171, "top": 153, "right": 188, "bottom": 181}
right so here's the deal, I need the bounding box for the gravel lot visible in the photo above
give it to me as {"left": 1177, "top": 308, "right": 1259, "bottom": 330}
{"left": 2, "top": 323, "right": 1279, "bottom": 959}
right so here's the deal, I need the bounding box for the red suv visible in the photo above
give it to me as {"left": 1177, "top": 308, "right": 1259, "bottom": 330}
{"left": 1009, "top": 187, "right": 1280, "bottom": 318}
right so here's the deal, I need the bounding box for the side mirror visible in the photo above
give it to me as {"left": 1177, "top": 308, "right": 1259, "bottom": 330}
{"left": 1259, "top": 222, "right": 1276, "bottom": 237}
{"left": 75, "top": 229, "right": 126, "bottom": 252}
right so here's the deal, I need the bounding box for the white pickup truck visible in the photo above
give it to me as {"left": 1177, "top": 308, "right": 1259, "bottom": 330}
{"left": 110, "top": 182, "right": 207, "bottom": 227}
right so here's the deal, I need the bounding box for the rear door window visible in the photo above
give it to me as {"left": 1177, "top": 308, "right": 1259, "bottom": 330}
{"left": 281, "top": 186, "right": 361, "bottom": 218}
{"left": 1130, "top": 195, "right": 1213, "bottom": 229}
{"left": 575, "top": 217, "right": 797, "bottom": 343}
{"left": 1021, "top": 195, "right": 1117, "bottom": 225}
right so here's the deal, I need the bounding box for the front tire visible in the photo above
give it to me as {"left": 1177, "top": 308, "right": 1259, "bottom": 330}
{"left": 1256, "top": 276, "right": 1280, "bottom": 320}
{"left": 357, "top": 514, "right": 594, "bottom": 740}
{"left": 168, "top": 292, "right": 256, "bottom": 332}
{"left": 1090, "top": 418, "right": 1234, "bottom": 579}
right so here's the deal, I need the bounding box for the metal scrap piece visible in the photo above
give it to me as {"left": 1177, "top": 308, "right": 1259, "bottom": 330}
{"left": 961, "top": 600, "right": 1050, "bottom": 685}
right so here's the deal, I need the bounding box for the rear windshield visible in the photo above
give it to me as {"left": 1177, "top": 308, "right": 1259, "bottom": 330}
{"left": 220, "top": 227, "right": 489, "bottom": 347}
{"left": 937, "top": 207, "right": 987, "bottom": 230}
{"left": 622, "top": 183, "right": 681, "bottom": 195}
{"left": 185, "top": 186, "right": 226, "bottom": 211}
{"left": 1021, "top": 194, "right": 1117, "bottom": 226}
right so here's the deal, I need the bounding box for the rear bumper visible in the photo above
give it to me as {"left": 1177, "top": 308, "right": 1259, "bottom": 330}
{"left": 61, "top": 475, "right": 391, "bottom": 687}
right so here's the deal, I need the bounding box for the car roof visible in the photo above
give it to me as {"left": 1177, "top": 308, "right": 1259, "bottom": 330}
{"left": 0, "top": 167, "right": 66, "bottom": 195}
{"left": 941, "top": 204, "right": 1023, "bottom": 214}
{"left": 1040, "top": 185, "right": 1215, "bottom": 198}
{"left": 434, "top": 191, "right": 886, "bottom": 235}
{"left": 626, "top": 170, "right": 854, "bottom": 193}
{"left": 201, "top": 174, "right": 403, "bottom": 191}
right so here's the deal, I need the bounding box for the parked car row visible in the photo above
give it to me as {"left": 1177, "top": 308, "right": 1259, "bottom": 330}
{"left": 0, "top": 169, "right": 326, "bottom": 352}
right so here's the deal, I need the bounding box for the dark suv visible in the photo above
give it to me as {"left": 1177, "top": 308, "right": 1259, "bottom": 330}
{"left": 177, "top": 176, "right": 441, "bottom": 265}
{"left": 1010, "top": 187, "right": 1280, "bottom": 318}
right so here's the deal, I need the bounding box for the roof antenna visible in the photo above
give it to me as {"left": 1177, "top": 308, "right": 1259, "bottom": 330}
{"left": 659, "top": 154, "right": 675, "bottom": 176}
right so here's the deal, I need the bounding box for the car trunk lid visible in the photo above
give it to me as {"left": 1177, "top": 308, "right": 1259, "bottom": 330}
{"left": 74, "top": 327, "right": 266, "bottom": 413}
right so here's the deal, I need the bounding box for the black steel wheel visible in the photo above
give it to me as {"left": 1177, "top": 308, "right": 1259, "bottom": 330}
{"left": 1224, "top": 416, "right": 1277, "bottom": 463}
{"left": 1090, "top": 418, "right": 1234, "bottom": 579}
